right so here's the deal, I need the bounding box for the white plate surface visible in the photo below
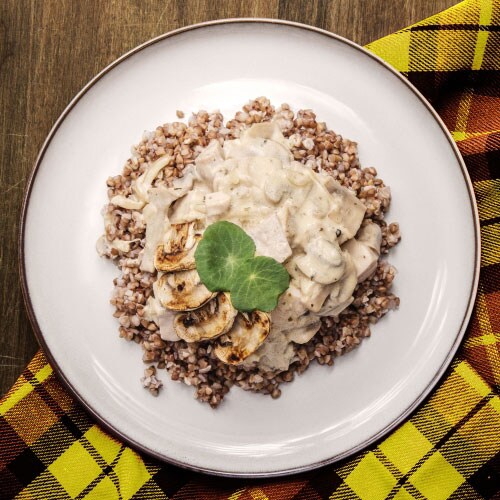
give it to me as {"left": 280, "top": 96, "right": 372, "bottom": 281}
{"left": 21, "top": 20, "right": 479, "bottom": 476}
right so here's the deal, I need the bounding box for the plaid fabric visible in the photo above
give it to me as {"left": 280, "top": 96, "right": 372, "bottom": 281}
{"left": 2, "top": 0, "right": 499, "bottom": 498}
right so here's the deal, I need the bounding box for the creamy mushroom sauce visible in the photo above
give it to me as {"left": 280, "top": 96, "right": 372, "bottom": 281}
{"left": 106, "top": 122, "right": 382, "bottom": 371}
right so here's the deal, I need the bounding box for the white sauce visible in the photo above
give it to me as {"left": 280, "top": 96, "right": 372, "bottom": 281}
{"left": 111, "top": 121, "right": 382, "bottom": 371}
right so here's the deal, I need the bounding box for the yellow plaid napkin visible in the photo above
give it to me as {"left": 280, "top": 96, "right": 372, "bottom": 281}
{"left": 1, "top": 0, "right": 499, "bottom": 498}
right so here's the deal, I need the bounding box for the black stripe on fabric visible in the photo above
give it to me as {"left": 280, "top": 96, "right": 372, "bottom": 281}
{"left": 468, "top": 451, "right": 500, "bottom": 499}
{"left": 152, "top": 464, "right": 193, "bottom": 498}
{"left": 404, "top": 70, "right": 500, "bottom": 84}
{"left": 82, "top": 437, "right": 123, "bottom": 496}
{"left": 485, "top": 134, "right": 500, "bottom": 179}
{"left": 480, "top": 216, "right": 500, "bottom": 227}
{"left": 6, "top": 447, "right": 46, "bottom": 487}
{"left": 481, "top": 263, "right": 500, "bottom": 295}
{"left": 59, "top": 414, "right": 84, "bottom": 440}
{"left": 302, "top": 465, "right": 344, "bottom": 499}
{"left": 385, "top": 392, "right": 496, "bottom": 498}
{"left": 465, "top": 150, "right": 498, "bottom": 184}
{"left": 373, "top": 448, "right": 404, "bottom": 480}
{"left": 74, "top": 445, "right": 126, "bottom": 500}
{"left": 373, "top": 449, "right": 426, "bottom": 500}
{"left": 410, "top": 24, "right": 500, "bottom": 32}
{"left": 129, "top": 478, "right": 168, "bottom": 500}
{"left": 22, "top": 368, "right": 64, "bottom": 420}
{"left": 78, "top": 435, "right": 108, "bottom": 470}
{"left": 404, "top": 70, "right": 500, "bottom": 105}
{"left": 0, "top": 467, "right": 24, "bottom": 500}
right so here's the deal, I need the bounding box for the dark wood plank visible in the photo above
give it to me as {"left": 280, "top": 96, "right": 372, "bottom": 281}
{"left": 277, "top": 0, "right": 462, "bottom": 46}
{"left": 0, "top": 0, "right": 461, "bottom": 396}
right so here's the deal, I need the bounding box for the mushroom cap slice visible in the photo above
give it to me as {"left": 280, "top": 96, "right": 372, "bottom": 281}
{"left": 214, "top": 311, "right": 271, "bottom": 365}
{"left": 154, "top": 222, "right": 200, "bottom": 272}
{"left": 174, "top": 293, "right": 237, "bottom": 342}
{"left": 155, "top": 269, "right": 216, "bottom": 311}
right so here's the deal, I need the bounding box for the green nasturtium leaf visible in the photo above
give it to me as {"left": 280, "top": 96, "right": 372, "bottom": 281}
{"left": 195, "top": 221, "right": 256, "bottom": 291}
{"left": 230, "top": 256, "right": 291, "bottom": 312}
{"left": 194, "top": 221, "right": 290, "bottom": 312}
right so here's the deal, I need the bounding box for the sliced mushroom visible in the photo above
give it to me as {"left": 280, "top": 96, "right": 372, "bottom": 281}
{"left": 154, "top": 270, "right": 215, "bottom": 311}
{"left": 214, "top": 311, "right": 271, "bottom": 365}
{"left": 174, "top": 293, "right": 237, "bottom": 342}
{"left": 154, "top": 222, "right": 200, "bottom": 272}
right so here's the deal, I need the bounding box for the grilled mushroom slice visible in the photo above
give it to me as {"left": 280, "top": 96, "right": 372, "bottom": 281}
{"left": 155, "top": 222, "right": 200, "bottom": 272}
{"left": 174, "top": 293, "right": 237, "bottom": 342}
{"left": 154, "top": 270, "right": 215, "bottom": 311}
{"left": 214, "top": 311, "right": 271, "bottom": 365}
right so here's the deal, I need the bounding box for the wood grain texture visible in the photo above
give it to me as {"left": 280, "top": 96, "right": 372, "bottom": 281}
{"left": 0, "top": 0, "right": 461, "bottom": 396}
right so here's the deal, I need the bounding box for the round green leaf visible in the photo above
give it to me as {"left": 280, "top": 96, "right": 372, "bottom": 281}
{"left": 195, "top": 221, "right": 256, "bottom": 291}
{"left": 230, "top": 256, "right": 290, "bottom": 312}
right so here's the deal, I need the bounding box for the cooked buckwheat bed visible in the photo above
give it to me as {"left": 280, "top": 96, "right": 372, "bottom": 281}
{"left": 100, "top": 97, "right": 401, "bottom": 407}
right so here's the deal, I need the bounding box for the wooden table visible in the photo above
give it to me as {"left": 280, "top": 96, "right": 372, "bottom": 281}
{"left": 0, "top": 0, "right": 460, "bottom": 396}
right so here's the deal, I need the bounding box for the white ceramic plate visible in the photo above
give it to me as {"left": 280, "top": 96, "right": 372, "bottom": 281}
{"left": 21, "top": 20, "right": 479, "bottom": 477}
